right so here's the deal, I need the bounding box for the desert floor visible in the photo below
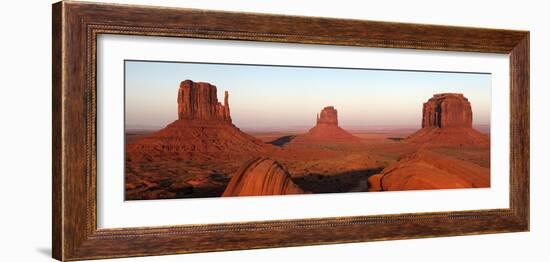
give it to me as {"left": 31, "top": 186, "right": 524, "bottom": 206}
{"left": 124, "top": 128, "right": 490, "bottom": 200}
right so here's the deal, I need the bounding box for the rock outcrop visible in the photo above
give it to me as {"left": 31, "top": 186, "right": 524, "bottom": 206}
{"left": 293, "top": 106, "right": 359, "bottom": 142}
{"left": 222, "top": 157, "right": 306, "bottom": 197}
{"left": 127, "top": 80, "right": 265, "bottom": 155}
{"left": 177, "top": 80, "right": 231, "bottom": 122}
{"left": 368, "top": 149, "right": 490, "bottom": 191}
{"left": 317, "top": 106, "right": 338, "bottom": 125}
{"left": 407, "top": 93, "right": 489, "bottom": 146}
{"left": 421, "top": 93, "right": 472, "bottom": 128}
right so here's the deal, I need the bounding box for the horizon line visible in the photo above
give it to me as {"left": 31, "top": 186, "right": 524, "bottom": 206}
{"left": 125, "top": 123, "right": 492, "bottom": 131}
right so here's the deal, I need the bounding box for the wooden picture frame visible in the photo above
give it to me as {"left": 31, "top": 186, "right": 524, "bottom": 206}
{"left": 52, "top": 1, "right": 529, "bottom": 261}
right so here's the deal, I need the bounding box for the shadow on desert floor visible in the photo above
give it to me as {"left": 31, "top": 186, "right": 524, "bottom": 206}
{"left": 293, "top": 167, "right": 384, "bottom": 194}
{"left": 267, "top": 135, "right": 296, "bottom": 147}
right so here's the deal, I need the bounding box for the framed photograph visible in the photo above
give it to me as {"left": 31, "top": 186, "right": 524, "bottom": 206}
{"left": 52, "top": 1, "right": 529, "bottom": 261}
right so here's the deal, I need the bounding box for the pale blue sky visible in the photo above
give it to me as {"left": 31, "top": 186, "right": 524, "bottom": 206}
{"left": 125, "top": 60, "right": 491, "bottom": 130}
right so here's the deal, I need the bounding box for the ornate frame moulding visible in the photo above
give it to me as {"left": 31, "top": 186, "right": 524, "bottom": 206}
{"left": 52, "top": 1, "right": 529, "bottom": 261}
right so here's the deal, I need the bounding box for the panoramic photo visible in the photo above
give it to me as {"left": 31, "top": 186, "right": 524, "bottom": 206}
{"left": 124, "top": 60, "right": 491, "bottom": 200}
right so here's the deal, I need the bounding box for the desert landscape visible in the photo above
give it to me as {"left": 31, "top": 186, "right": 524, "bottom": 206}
{"left": 125, "top": 79, "right": 490, "bottom": 200}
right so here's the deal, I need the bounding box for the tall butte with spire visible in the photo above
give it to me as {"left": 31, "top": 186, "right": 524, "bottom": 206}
{"left": 125, "top": 80, "right": 271, "bottom": 200}
{"left": 177, "top": 80, "right": 231, "bottom": 123}
{"left": 406, "top": 93, "right": 489, "bottom": 146}
{"left": 293, "top": 106, "right": 359, "bottom": 143}
{"left": 126, "top": 80, "right": 267, "bottom": 156}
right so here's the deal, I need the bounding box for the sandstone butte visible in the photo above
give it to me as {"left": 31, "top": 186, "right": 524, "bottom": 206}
{"left": 126, "top": 80, "right": 267, "bottom": 156}
{"left": 177, "top": 80, "right": 231, "bottom": 122}
{"left": 222, "top": 157, "right": 306, "bottom": 197}
{"left": 293, "top": 106, "right": 359, "bottom": 142}
{"left": 406, "top": 93, "right": 489, "bottom": 146}
{"left": 367, "top": 149, "right": 490, "bottom": 191}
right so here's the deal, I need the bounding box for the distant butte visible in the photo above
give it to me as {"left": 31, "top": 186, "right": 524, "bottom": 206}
{"left": 317, "top": 106, "right": 339, "bottom": 125}
{"left": 406, "top": 93, "right": 489, "bottom": 146}
{"left": 293, "top": 106, "right": 359, "bottom": 143}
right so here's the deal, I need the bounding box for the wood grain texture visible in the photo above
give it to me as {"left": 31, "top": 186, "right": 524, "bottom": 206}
{"left": 52, "top": 2, "right": 63, "bottom": 260}
{"left": 509, "top": 35, "right": 530, "bottom": 225}
{"left": 52, "top": 1, "right": 530, "bottom": 261}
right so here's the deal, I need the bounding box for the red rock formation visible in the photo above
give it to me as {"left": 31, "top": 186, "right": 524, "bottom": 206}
{"left": 294, "top": 106, "right": 359, "bottom": 142}
{"left": 125, "top": 120, "right": 266, "bottom": 155}
{"left": 222, "top": 157, "right": 306, "bottom": 197}
{"left": 125, "top": 80, "right": 273, "bottom": 200}
{"left": 368, "top": 149, "right": 490, "bottom": 191}
{"left": 127, "top": 80, "right": 265, "bottom": 155}
{"left": 317, "top": 106, "right": 338, "bottom": 125}
{"left": 421, "top": 93, "right": 472, "bottom": 128}
{"left": 178, "top": 80, "right": 231, "bottom": 122}
{"left": 407, "top": 93, "right": 489, "bottom": 146}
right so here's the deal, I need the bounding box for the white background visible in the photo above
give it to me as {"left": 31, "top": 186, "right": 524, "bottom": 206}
{"left": 98, "top": 35, "right": 509, "bottom": 228}
{"left": 0, "top": 0, "right": 547, "bottom": 261}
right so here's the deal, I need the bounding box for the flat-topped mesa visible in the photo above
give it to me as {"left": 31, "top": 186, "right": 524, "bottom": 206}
{"left": 407, "top": 93, "right": 489, "bottom": 146}
{"left": 177, "top": 80, "right": 231, "bottom": 123}
{"left": 316, "top": 106, "right": 338, "bottom": 126}
{"left": 422, "top": 93, "right": 472, "bottom": 128}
